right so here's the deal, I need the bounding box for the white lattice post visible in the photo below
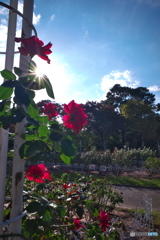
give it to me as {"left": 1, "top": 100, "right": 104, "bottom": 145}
{"left": 9, "top": 0, "right": 34, "bottom": 238}
{"left": 0, "top": 0, "right": 18, "bottom": 234}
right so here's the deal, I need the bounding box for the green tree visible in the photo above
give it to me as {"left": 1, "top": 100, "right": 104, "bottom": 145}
{"left": 105, "top": 84, "right": 155, "bottom": 110}
{"left": 121, "top": 99, "right": 159, "bottom": 148}
{"left": 82, "top": 101, "right": 124, "bottom": 150}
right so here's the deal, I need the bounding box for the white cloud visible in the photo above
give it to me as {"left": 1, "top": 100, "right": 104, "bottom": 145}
{"left": 100, "top": 70, "right": 140, "bottom": 96}
{"left": 50, "top": 14, "right": 55, "bottom": 21}
{"left": 148, "top": 85, "right": 160, "bottom": 92}
{"left": 85, "top": 30, "right": 88, "bottom": 36}
{"left": 33, "top": 13, "right": 41, "bottom": 24}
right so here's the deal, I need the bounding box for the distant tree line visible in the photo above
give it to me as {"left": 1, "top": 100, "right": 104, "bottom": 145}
{"left": 37, "top": 84, "right": 160, "bottom": 153}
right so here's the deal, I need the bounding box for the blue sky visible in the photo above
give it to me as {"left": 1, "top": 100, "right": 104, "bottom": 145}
{"left": 0, "top": 0, "right": 160, "bottom": 104}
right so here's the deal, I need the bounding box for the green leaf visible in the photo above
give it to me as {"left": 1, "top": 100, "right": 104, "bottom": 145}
{"left": 19, "top": 142, "right": 30, "bottom": 159}
{"left": 23, "top": 79, "right": 46, "bottom": 90}
{"left": 60, "top": 153, "right": 72, "bottom": 165}
{"left": 28, "top": 152, "right": 41, "bottom": 163}
{"left": 14, "top": 85, "right": 30, "bottom": 106}
{"left": 2, "top": 116, "right": 12, "bottom": 129}
{"left": 28, "top": 60, "right": 37, "bottom": 71}
{"left": 49, "top": 132, "right": 63, "bottom": 142}
{"left": 14, "top": 108, "right": 25, "bottom": 122}
{"left": 39, "top": 196, "right": 49, "bottom": 205}
{"left": 26, "top": 89, "right": 35, "bottom": 100}
{"left": 27, "top": 117, "right": 39, "bottom": 126}
{"left": 20, "top": 133, "right": 38, "bottom": 141}
{"left": 27, "top": 101, "right": 39, "bottom": 118}
{"left": 14, "top": 67, "right": 22, "bottom": 76}
{"left": 56, "top": 206, "right": 66, "bottom": 218}
{"left": 42, "top": 210, "right": 52, "bottom": 222}
{"left": 0, "top": 100, "right": 6, "bottom": 112}
{"left": 38, "top": 125, "right": 49, "bottom": 138}
{"left": 43, "top": 75, "right": 54, "bottom": 99}
{"left": 0, "top": 86, "right": 13, "bottom": 100}
{"left": 37, "top": 116, "right": 49, "bottom": 124}
{"left": 26, "top": 201, "right": 41, "bottom": 213}
{"left": 76, "top": 206, "right": 84, "bottom": 218}
{"left": 26, "top": 140, "right": 46, "bottom": 157}
{"left": 50, "top": 122, "right": 59, "bottom": 130}
{"left": 1, "top": 80, "right": 18, "bottom": 88}
{"left": 1, "top": 69, "right": 16, "bottom": 80}
{"left": 61, "top": 139, "right": 76, "bottom": 157}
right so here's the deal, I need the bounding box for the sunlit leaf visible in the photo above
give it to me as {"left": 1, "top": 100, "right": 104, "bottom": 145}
{"left": 1, "top": 69, "right": 16, "bottom": 80}
{"left": 43, "top": 75, "right": 54, "bottom": 99}
{"left": 28, "top": 60, "right": 37, "bottom": 71}
{"left": 0, "top": 86, "right": 13, "bottom": 100}
{"left": 38, "top": 125, "right": 49, "bottom": 138}
{"left": 60, "top": 153, "right": 72, "bottom": 165}
{"left": 37, "top": 116, "right": 49, "bottom": 124}
{"left": 27, "top": 101, "right": 39, "bottom": 118}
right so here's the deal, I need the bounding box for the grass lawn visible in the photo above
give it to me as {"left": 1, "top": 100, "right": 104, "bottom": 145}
{"left": 105, "top": 175, "right": 160, "bottom": 188}
{"left": 52, "top": 170, "right": 160, "bottom": 188}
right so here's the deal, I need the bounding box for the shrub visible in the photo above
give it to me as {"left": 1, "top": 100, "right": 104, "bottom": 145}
{"left": 145, "top": 157, "right": 160, "bottom": 170}
{"left": 80, "top": 146, "right": 157, "bottom": 167}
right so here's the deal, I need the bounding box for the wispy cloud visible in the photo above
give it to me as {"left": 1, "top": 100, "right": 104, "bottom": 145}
{"left": 50, "top": 14, "right": 55, "bottom": 21}
{"left": 100, "top": 70, "right": 140, "bottom": 96}
{"left": 148, "top": 85, "right": 160, "bottom": 92}
{"left": 85, "top": 30, "right": 88, "bottom": 36}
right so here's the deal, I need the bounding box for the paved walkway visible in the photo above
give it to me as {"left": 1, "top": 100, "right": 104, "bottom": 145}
{"left": 111, "top": 185, "right": 160, "bottom": 211}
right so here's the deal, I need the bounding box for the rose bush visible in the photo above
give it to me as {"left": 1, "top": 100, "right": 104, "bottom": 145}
{"left": 0, "top": 35, "right": 123, "bottom": 240}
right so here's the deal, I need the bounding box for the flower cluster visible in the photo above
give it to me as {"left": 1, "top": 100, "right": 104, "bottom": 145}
{"left": 42, "top": 100, "right": 88, "bottom": 134}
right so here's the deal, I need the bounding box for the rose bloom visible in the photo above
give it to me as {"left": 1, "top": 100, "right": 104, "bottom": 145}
{"left": 98, "top": 211, "right": 110, "bottom": 232}
{"left": 62, "top": 183, "right": 70, "bottom": 189}
{"left": 42, "top": 102, "right": 58, "bottom": 120}
{"left": 26, "top": 164, "right": 52, "bottom": 183}
{"left": 73, "top": 218, "right": 84, "bottom": 230}
{"left": 15, "top": 36, "right": 52, "bottom": 64}
{"left": 63, "top": 100, "right": 88, "bottom": 133}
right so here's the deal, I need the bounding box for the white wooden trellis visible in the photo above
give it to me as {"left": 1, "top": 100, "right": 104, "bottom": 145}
{"left": 0, "top": 1, "right": 35, "bottom": 239}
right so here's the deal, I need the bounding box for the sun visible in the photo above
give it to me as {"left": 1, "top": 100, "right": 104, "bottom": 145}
{"left": 33, "top": 56, "right": 47, "bottom": 78}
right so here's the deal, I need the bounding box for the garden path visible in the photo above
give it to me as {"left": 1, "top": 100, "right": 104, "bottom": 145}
{"left": 112, "top": 185, "right": 160, "bottom": 211}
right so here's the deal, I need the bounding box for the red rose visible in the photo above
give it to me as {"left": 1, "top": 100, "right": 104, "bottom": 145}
{"left": 42, "top": 102, "right": 58, "bottom": 120}
{"left": 62, "top": 183, "right": 70, "bottom": 189}
{"left": 26, "top": 164, "right": 52, "bottom": 183}
{"left": 73, "top": 218, "right": 84, "bottom": 230}
{"left": 63, "top": 100, "right": 88, "bottom": 133}
{"left": 98, "top": 211, "right": 110, "bottom": 232}
{"left": 15, "top": 36, "right": 52, "bottom": 64}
